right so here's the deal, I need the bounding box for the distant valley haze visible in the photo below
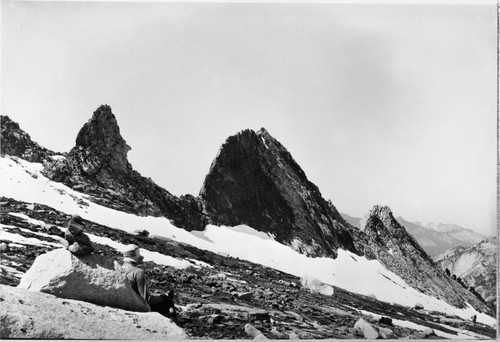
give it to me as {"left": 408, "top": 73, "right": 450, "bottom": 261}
{"left": 1, "top": 1, "right": 496, "bottom": 236}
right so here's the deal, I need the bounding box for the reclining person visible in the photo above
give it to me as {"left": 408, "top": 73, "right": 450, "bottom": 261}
{"left": 122, "top": 244, "right": 177, "bottom": 321}
{"left": 60, "top": 214, "right": 94, "bottom": 255}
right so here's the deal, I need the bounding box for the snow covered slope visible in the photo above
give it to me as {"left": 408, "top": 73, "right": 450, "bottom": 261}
{"left": 1, "top": 155, "right": 495, "bottom": 327}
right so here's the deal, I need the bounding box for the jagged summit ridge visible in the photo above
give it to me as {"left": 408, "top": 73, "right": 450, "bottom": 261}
{"left": 359, "top": 205, "right": 410, "bottom": 240}
{"left": 200, "top": 127, "right": 356, "bottom": 258}
{"left": 0, "top": 115, "right": 56, "bottom": 163}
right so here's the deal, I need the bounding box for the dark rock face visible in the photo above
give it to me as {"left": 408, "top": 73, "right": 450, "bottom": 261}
{"left": 200, "top": 128, "right": 356, "bottom": 258}
{"left": 40, "top": 105, "right": 205, "bottom": 229}
{"left": 75, "top": 105, "right": 131, "bottom": 173}
{"left": 349, "top": 205, "right": 491, "bottom": 313}
{"left": 0, "top": 115, "right": 56, "bottom": 162}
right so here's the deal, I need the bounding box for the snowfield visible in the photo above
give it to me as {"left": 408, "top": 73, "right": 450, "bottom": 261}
{"left": 0, "top": 156, "right": 496, "bottom": 328}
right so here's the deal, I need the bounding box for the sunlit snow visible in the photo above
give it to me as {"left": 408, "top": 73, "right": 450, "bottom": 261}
{"left": 0, "top": 156, "right": 495, "bottom": 327}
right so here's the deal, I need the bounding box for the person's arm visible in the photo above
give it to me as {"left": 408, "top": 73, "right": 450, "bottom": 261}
{"left": 134, "top": 268, "right": 150, "bottom": 302}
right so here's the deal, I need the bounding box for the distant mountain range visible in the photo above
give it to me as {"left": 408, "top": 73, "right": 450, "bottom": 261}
{"left": 341, "top": 214, "right": 490, "bottom": 259}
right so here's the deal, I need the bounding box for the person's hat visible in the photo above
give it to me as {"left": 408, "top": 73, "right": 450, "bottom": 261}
{"left": 123, "top": 244, "right": 142, "bottom": 263}
{"left": 71, "top": 214, "right": 85, "bottom": 225}
{"left": 68, "top": 214, "right": 85, "bottom": 235}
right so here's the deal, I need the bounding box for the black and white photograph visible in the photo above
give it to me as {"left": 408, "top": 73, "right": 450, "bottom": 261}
{"left": 0, "top": 0, "right": 497, "bottom": 339}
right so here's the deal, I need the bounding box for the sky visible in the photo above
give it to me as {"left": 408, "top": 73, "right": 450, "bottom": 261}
{"left": 1, "top": 1, "right": 497, "bottom": 236}
{"left": 0, "top": 155, "right": 496, "bottom": 329}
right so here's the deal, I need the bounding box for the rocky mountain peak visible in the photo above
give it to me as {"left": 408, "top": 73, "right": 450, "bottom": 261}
{"left": 346, "top": 204, "right": 491, "bottom": 310}
{"left": 0, "top": 115, "right": 55, "bottom": 163}
{"left": 359, "top": 205, "right": 407, "bottom": 239}
{"left": 75, "top": 105, "right": 131, "bottom": 173}
{"left": 200, "top": 128, "right": 356, "bottom": 258}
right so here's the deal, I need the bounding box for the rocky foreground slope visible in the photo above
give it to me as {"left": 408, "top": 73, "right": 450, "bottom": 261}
{"left": 0, "top": 197, "right": 496, "bottom": 339}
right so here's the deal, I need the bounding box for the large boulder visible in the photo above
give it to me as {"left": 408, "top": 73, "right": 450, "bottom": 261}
{"left": 17, "top": 248, "right": 150, "bottom": 312}
{"left": 354, "top": 318, "right": 382, "bottom": 339}
{"left": 0, "top": 285, "right": 187, "bottom": 339}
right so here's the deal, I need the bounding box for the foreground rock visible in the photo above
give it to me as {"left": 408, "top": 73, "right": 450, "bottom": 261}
{"left": 354, "top": 318, "right": 396, "bottom": 339}
{"left": 17, "top": 248, "right": 150, "bottom": 312}
{"left": 0, "top": 285, "right": 187, "bottom": 339}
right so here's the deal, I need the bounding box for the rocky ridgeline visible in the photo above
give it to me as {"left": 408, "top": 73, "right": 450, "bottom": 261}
{"left": 38, "top": 105, "right": 205, "bottom": 229}
{"left": 0, "top": 115, "right": 56, "bottom": 163}
{"left": 200, "top": 128, "right": 356, "bottom": 258}
{"left": 1, "top": 197, "right": 495, "bottom": 339}
{"left": 435, "top": 238, "right": 497, "bottom": 309}
{"left": 348, "top": 206, "right": 491, "bottom": 313}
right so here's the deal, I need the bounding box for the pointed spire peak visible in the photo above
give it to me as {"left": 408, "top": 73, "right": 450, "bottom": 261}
{"left": 75, "top": 105, "right": 131, "bottom": 172}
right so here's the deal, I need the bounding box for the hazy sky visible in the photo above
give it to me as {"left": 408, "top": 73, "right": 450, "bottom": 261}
{"left": 2, "top": 1, "right": 497, "bottom": 236}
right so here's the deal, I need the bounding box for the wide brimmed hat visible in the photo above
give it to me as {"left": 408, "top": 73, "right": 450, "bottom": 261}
{"left": 71, "top": 214, "right": 85, "bottom": 225}
{"left": 123, "top": 244, "right": 142, "bottom": 263}
{"left": 68, "top": 214, "right": 85, "bottom": 234}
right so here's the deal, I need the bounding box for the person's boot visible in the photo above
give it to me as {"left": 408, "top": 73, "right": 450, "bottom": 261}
{"left": 163, "top": 290, "right": 178, "bottom": 323}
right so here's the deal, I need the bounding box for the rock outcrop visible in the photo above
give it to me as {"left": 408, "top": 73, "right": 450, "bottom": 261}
{"left": 435, "top": 238, "right": 497, "bottom": 308}
{"left": 349, "top": 205, "right": 492, "bottom": 313}
{"left": 40, "top": 105, "right": 205, "bottom": 229}
{"left": 0, "top": 285, "right": 188, "bottom": 339}
{"left": 200, "top": 128, "right": 356, "bottom": 258}
{"left": 17, "top": 248, "right": 150, "bottom": 312}
{"left": 0, "top": 115, "right": 56, "bottom": 162}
